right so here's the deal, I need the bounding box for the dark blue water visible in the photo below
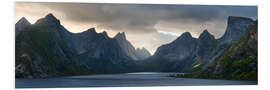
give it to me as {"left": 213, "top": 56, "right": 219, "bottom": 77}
{"left": 15, "top": 72, "right": 257, "bottom": 88}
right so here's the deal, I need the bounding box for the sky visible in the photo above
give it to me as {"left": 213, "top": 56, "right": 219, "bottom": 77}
{"left": 15, "top": 2, "right": 257, "bottom": 54}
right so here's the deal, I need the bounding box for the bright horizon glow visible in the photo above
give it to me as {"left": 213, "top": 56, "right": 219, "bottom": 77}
{"left": 157, "top": 30, "right": 181, "bottom": 37}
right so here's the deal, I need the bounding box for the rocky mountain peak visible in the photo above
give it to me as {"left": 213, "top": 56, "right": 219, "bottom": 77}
{"left": 15, "top": 17, "right": 31, "bottom": 37}
{"left": 35, "top": 13, "right": 60, "bottom": 26}
{"left": 44, "top": 13, "right": 58, "bottom": 21}
{"left": 136, "top": 47, "right": 151, "bottom": 60}
{"left": 16, "top": 17, "right": 31, "bottom": 26}
{"left": 181, "top": 32, "right": 192, "bottom": 38}
{"left": 174, "top": 32, "right": 194, "bottom": 42}
{"left": 220, "top": 16, "right": 254, "bottom": 43}
{"left": 86, "top": 28, "right": 97, "bottom": 34}
{"left": 101, "top": 31, "right": 109, "bottom": 39}
{"left": 201, "top": 29, "right": 210, "bottom": 35}
{"left": 198, "top": 29, "right": 215, "bottom": 41}
{"left": 75, "top": 28, "right": 98, "bottom": 37}
{"left": 114, "top": 32, "right": 126, "bottom": 40}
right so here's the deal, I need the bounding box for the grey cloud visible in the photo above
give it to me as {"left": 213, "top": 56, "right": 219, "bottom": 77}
{"left": 33, "top": 2, "right": 257, "bottom": 36}
{"left": 15, "top": 2, "right": 257, "bottom": 53}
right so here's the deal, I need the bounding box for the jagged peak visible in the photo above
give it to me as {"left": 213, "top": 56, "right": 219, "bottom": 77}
{"left": 100, "top": 31, "right": 109, "bottom": 39}
{"left": 198, "top": 29, "right": 215, "bottom": 41}
{"left": 45, "top": 13, "right": 58, "bottom": 20}
{"left": 86, "top": 28, "right": 97, "bottom": 33}
{"left": 77, "top": 28, "right": 97, "bottom": 35}
{"left": 202, "top": 29, "right": 210, "bottom": 34}
{"left": 16, "top": 17, "right": 31, "bottom": 25}
{"left": 35, "top": 13, "right": 60, "bottom": 25}
{"left": 136, "top": 47, "right": 151, "bottom": 55}
{"left": 180, "top": 32, "right": 192, "bottom": 38}
{"left": 20, "top": 17, "right": 27, "bottom": 20}
{"left": 114, "top": 32, "right": 126, "bottom": 40}
{"left": 199, "top": 29, "right": 213, "bottom": 38}
{"left": 172, "top": 32, "right": 195, "bottom": 42}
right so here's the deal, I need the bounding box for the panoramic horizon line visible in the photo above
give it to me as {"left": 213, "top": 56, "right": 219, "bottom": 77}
{"left": 18, "top": 13, "right": 255, "bottom": 52}
{"left": 16, "top": 13, "right": 255, "bottom": 44}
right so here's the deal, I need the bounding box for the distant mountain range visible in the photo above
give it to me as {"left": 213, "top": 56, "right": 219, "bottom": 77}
{"left": 15, "top": 13, "right": 257, "bottom": 80}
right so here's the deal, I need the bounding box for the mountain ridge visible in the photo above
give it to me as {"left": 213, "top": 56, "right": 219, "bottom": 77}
{"left": 15, "top": 13, "right": 256, "bottom": 78}
{"left": 148, "top": 16, "right": 254, "bottom": 72}
{"left": 15, "top": 14, "right": 151, "bottom": 78}
{"left": 174, "top": 20, "right": 258, "bottom": 81}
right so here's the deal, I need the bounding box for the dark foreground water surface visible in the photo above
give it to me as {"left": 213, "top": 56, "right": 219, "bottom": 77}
{"left": 16, "top": 72, "right": 257, "bottom": 88}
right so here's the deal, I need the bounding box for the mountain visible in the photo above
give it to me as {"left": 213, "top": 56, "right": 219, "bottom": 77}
{"left": 15, "top": 17, "right": 31, "bottom": 37}
{"left": 69, "top": 28, "right": 99, "bottom": 54}
{"left": 70, "top": 28, "right": 132, "bottom": 63}
{"left": 15, "top": 14, "right": 256, "bottom": 78}
{"left": 141, "top": 32, "right": 198, "bottom": 72}
{"left": 220, "top": 16, "right": 254, "bottom": 44}
{"left": 154, "top": 32, "right": 197, "bottom": 61}
{"left": 177, "top": 21, "right": 258, "bottom": 81}
{"left": 199, "top": 16, "right": 255, "bottom": 68}
{"left": 192, "top": 30, "right": 218, "bottom": 69}
{"left": 148, "top": 16, "right": 254, "bottom": 72}
{"left": 136, "top": 47, "right": 151, "bottom": 60}
{"left": 114, "top": 32, "right": 151, "bottom": 60}
{"left": 15, "top": 14, "right": 139, "bottom": 78}
{"left": 15, "top": 14, "right": 87, "bottom": 78}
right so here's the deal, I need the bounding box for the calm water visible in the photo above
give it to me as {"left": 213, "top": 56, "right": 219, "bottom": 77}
{"left": 15, "top": 72, "right": 257, "bottom": 88}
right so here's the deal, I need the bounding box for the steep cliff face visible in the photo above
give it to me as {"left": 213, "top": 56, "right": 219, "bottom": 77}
{"left": 146, "top": 32, "right": 197, "bottom": 72}
{"left": 154, "top": 32, "right": 197, "bottom": 61}
{"left": 196, "top": 30, "right": 217, "bottom": 59}
{"left": 189, "top": 21, "right": 258, "bottom": 81}
{"left": 220, "top": 16, "right": 254, "bottom": 44}
{"left": 191, "top": 30, "right": 218, "bottom": 70}
{"left": 114, "top": 32, "right": 151, "bottom": 60}
{"left": 70, "top": 28, "right": 99, "bottom": 54}
{"left": 148, "top": 16, "right": 254, "bottom": 72}
{"left": 200, "top": 16, "right": 254, "bottom": 68}
{"left": 114, "top": 32, "right": 140, "bottom": 60}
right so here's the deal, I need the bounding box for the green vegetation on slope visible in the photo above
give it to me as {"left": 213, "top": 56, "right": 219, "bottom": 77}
{"left": 173, "top": 21, "right": 258, "bottom": 81}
